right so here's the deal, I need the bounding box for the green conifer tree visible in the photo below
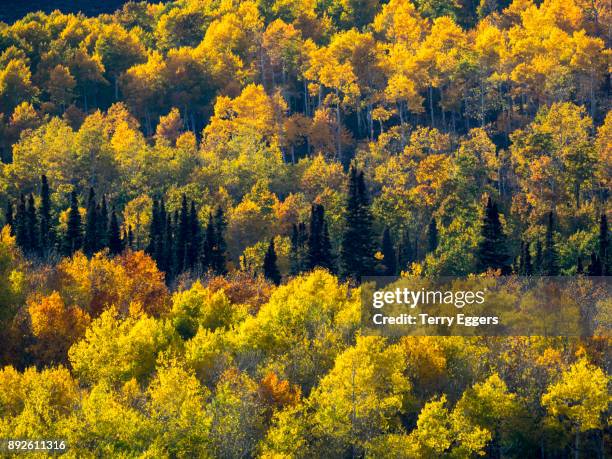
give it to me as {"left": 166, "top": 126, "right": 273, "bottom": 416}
{"left": 108, "top": 208, "right": 122, "bottom": 255}
{"left": 340, "top": 167, "right": 376, "bottom": 280}
{"left": 84, "top": 188, "right": 98, "bottom": 257}
{"left": 428, "top": 218, "right": 438, "bottom": 253}
{"left": 381, "top": 227, "right": 397, "bottom": 276}
{"left": 263, "top": 238, "right": 281, "bottom": 285}
{"left": 64, "top": 190, "right": 82, "bottom": 256}
{"left": 476, "top": 197, "right": 510, "bottom": 273}
{"left": 542, "top": 211, "right": 559, "bottom": 275}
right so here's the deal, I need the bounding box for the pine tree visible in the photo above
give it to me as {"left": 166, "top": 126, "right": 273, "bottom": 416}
{"left": 380, "top": 227, "right": 397, "bottom": 276}
{"left": 398, "top": 229, "right": 414, "bottom": 272}
{"left": 97, "top": 195, "right": 109, "bottom": 249}
{"left": 212, "top": 206, "right": 227, "bottom": 274}
{"left": 475, "top": 197, "right": 510, "bottom": 273}
{"left": 598, "top": 213, "right": 609, "bottom": 275}
{"left": 4, "top": 201, "right": 13, "bottom": 235}
{"left": 576, "top": 255, "right": 584, "bottom": 274}
{"left": 307, "top": 204, "right": 335, "bottom": 272}
{"left": 127, "top": 225, "right": 134, "bottom": 250}
{"left": 542, "top": 211, "right": 559, "bottom": 275}
{"left": 522, "top": 241, "right": 533, "bottom": 275}
{"left": 202, "top": 213, "right": 215, "bottom": 271}
{"left": 587, "top": 251, "right": 602, "bottom": 276}
{"left": 340, "top": 167, "right": 376, "bottom": 280}
{"left": 108, "top": 208, "right": 122, "bottom": 255}
{"left": 39, "top": 175, "right": 53, "bottom": 253}
{"left": 162, "top": 212, "right": 175, "bottom": 278}
{"left": 14, "top": 194, "right": 28, "bottom": 251}
{"left": 534, "top": 240, "right": 543, "bottom": 274}
{"left": 187, "top": 201, "right": 201, "bottom": 271}
{"left": 64, "top": 190, "right": 82, "bottom": 256}
{"left": 263, "top": 238, "right": 281, "bottom": 285}
{"left": 25, "top": 194, "right": 39, "bottom": 255}
{"left": 84, "top": 188, "right": 98, "bottom": 257}
{"left": 176, "top": 194, "right": 189, "bottom": 274}
{"left": 290, "top": 222, "right": 307, "bottom": 275}
{"left": 427, "top": 218, "right": 438, "bottom": 253}
{"left": 146, "top": 199, "right": 159, "bottom": 257}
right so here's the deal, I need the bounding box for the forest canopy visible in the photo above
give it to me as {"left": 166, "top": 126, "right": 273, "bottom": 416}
{"left": 0, "top": 0, "right": 610, "bottom": 457}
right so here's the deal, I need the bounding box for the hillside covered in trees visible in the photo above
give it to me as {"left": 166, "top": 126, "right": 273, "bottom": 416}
{"left": 0, "top": 0, "right": 610, "bottom": 457}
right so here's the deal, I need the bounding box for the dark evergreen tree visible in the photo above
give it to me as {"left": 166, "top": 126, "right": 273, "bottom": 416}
{"left": 97, "top": 195, "right": 109, "bottom": 249}
{"left": 290, "top": 222, "right": 307, "bottom": 275}
{"left": 84, "top": 188, "right": 98, "bottom": 257}
{"left": 146, "top": 199, "right": 159, "bottom": 257}
{"left": 522, "top": 241, "right": 533, "bottom": 275}
{"left": 340, "top": 167, "right": 376, "bottom": 280}
{"left": 397, "top": 229, "right": 414, "bottom": 271}
{"left": 186, "top": 201, "right": 201, "bottom": 271}
{"left": 307, "top": 204, "right": 335, "bottom": 272}
{"left": 475, "top": 197, "right": 510, "bottom": 273}
{"left": 14, "top": 194, "right": 28, "bottom": 251}
{"left": 598, "top": 213, "right": 609, "bottom": 275}
{"left": 127, "top": 225, "right": 134, "bottom": 250}
{"left": 4, "top": 201, "right": 13, "bottom": 235}
{"left": 26, "top": 194, "right": 38, "bottom": 254}
{"left": 587, "top": 251, "right": 602, "bottom": 276}
{"left": 427, "top": 217, "right": 438, "bottom": 253}
{"left": 176, "top": 194, "right": 189, "bottom": 273}
{"left": 162, "top": 212, "right": 175, "bottom": 278}
{"left": 263, "top": 238, "right": 281, "bottom": 285}
{"left": 576, "top": 255, "right": 584, "bottom": 274}
{"left": 542, "top": 211, "right": 559, "bottom": 275}
{"left": 108, "top": 208, "right": 122, "bottom": 255}
{"left": 211, "top": 206, "right": 227, "bottom": 274}
{"left": 39, "top": 175, "right": 53, "bottom": 252}
{"left": 202, "top": 213, "right": 215, "bottom": 270}
{"left": 380, "top": 227, "right": 397, "bottom": 276}
{"left": 64, "top": 190, "right": 82, "bottom": 256}
{"left": 534, "top": 240, "right": 543, "bottom": 274}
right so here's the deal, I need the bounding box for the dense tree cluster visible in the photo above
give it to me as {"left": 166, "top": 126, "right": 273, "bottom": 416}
{"left": 0, "top": 0, "right": 609, "bottom": 457}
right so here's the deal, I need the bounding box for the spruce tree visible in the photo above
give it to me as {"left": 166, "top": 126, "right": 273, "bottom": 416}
{"left": 84, "top": 188, "right": 98, "bottom": 257}
{"left": 146, "top": 199, "right": 159, "bottom": 257}
{"left": 202, "top": 213, "right": 215, "bottom": 270}
{"left": 542, "top": 211, "right": 559, "bottom": 275}
{"left": 212, "top": 206, "right": 227, "bottom": 274}
{"left": 26, "top": 194, "right": 38, "bottom": 255}
{"left": 475, "top": 197, "right": 510, "bottom": 273}
{"left": 263, "top": 238, "right": 281, "bottom": 285}
{"left": 534, "top": 240, "right": 543, "bottom": 274}
{"left": 98, "top": 195, "right": 109, "bottom": 249}
{"left": 522, "top": 241, "right": 533, "bottom": 275}
{"left": 576, "top": 255, "right": 584, "bottom": 274}
{"left": 398, "top": 229, "right": 414, "bottom": 271}
{"left": 4, "top": 201, "right": 13, "bottom": 235}
{"left": 108, "top": 208, "right": 122, "bottom": 255}
{"left": 598, "top": 213, "right": 609, "bottom": 275}
{"left": 39, "top": 175, "right": 53, "bottom": 252}
{"left": 290, "top": 223, "right": 307, "bottom": 275}
{"left": 340, "top": 167, "right": 376, "bottom": 280}
{"left": 587, "top": 251, "right": 602, "bottom": 276}
{"left": 427, "top": 217, "right": 438, "bottom": 253}
{"left": 176, "top": 194, "right": 189, "bottom": 274}
{"left": 162, "top": 213, "right": 175, "bottom": 278}
{"left": 380, "top": 227, "right": 397, "bottom": 276}
{"left": 15, "top": 194, "right": 28, "bottom": 251}
{"left": 127, "top": 225, "right": 134, "bottom": 250}
{"left": 64, "top": 190, "right": 82, "bottom": 256}
{"left": 187, "top": 201, "right": 201, "bottom": 271}
{"left": 307, "top": 204, "right": 335, "bottom": 272}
